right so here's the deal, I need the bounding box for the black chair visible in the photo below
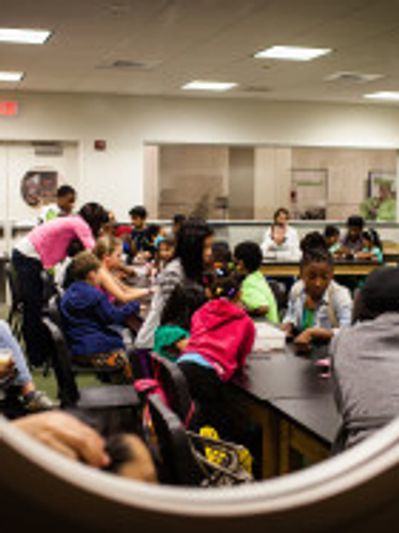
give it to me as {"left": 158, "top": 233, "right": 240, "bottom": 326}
{"left": 267, "top": 278, "right": 288, "bottom": 317}
{"left": 148, "top": 352, "right": 194, "bottom": 427}
{"left": 42, "top": 317, "right": 140, "bottom": 432}
{"left": 5, "top": 263, "right": 24, "bottom": 343}
{"left": 147, "top": 395, "right": 202, "bottom": 486}
{"left": 46, "top": 295, "right": 125, "bottom": 382}
{"left": 41, "top": 270, "right": 57, "bottom": 309}
{"left": 128, "top": 347, "right": 153, "bottom": 380}
{"left": 47, "top": 294, "right": 63, "bottom": 327}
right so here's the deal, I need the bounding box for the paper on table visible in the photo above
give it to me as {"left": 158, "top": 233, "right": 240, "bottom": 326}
{"left": 253, "top": 322, "right": 286, "bottom": 353}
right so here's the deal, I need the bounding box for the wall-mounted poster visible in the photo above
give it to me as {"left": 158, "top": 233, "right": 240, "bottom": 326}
{"left": 360, "top": 171, "right": 396, "bottom": 221}
{"left": 20, "top": 168, "right": 58, "bottom": 207}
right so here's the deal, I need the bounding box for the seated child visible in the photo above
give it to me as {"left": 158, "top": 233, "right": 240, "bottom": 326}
{"left": 355, "top": 230, "right": 383, "bottom": 263}
{"left": 124, "top": 205, "right": 151, "bottom": 263}
{"left": 0, "top": 320, "right": 53, "bottom": 412}
{"left": 332, "top": 267, "right": 399, "bottom": 449}
{"left": 60, "top": 251, "right": 140, "bottom": 381}
{"left": 301, "top": 231, "right": 330, "bottom": 254}
{"left": 177, "top": 269, "right": 255, "bottom": 435}
{"left": 172, "top": 213, "right": 186, "bottom": 237}
{"left": 212, "top": 240, "right": 233, "bottom": 268}
{"left": 151, "top": 234, "right": 176, "bottom": 279}
{"left": 282, "top": 248, "right": 352, "bottom": 353}
{"left": 154, "top": 282, "right": 206, "bottom": 360}
{"left": 339, "top": 215, "right": 364, "bottom": 257}
{"left": 144, "top": 223, "right": 163, "bottom": 259}
{"left": 94, "top": 235, "right": 151, "bottom": 303}
{"left": 233, "top": 240, "right": 279, "bottom": 323}
{"left": 324, "top": 225, "right": 341, "bottom": 255}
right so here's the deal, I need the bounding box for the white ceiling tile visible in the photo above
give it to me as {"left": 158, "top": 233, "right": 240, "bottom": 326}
{"left": 0, "top": 0, "right": 399, "bottom": 103}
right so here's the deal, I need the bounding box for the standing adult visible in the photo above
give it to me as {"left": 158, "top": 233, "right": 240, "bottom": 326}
{"left": 260, "top": 207, "right": 300, "bottom": 259}
{"left": 360, "top": 179, "right": 396, "bottom": 222}
{"left": 135, "top": 217, "right": 213, "bottom": 350}
{"left": 11, "top": 202, "right": 109, "bottom": 366}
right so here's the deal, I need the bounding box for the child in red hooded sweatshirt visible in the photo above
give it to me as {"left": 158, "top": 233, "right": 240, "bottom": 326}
{"left": 177, "top": 269, "right": 255, "bottom": 435}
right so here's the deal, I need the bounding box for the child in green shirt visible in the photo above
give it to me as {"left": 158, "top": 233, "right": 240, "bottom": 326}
{"left": 233, "top": 241, "right": 279, "bottom": 324}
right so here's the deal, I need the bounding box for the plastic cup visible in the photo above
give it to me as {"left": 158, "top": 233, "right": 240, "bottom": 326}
{"left": 0, "top": 349, "right": 12, "bottom": 367}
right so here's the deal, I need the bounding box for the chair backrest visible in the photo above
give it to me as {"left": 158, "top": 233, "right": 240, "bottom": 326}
{"left": 128, "top": 347, "right": 153, "bottom": 379}
{"left": 267, "top": 279, "right": 288, "bottom": 315}
{"left": 150, "top": 352, "right": 195, "bottom": 427}
{"left": 5, "top": 263, "right": 23, "bottom": 309}
{"left": 42, "top": 317, "right": 80, "bottom": 406}
{"left": 47, "top": 294, "right": 63, "bottom": 327}
{"left": 147, "top": 395, "right": 202, "bottom": 486}
{"left": 41, "top": 270, "right": 57, "bottom": 307}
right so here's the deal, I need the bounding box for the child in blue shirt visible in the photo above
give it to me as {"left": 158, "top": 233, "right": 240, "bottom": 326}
{"left": 60, "top": 251, "right": 140, "bottom": 381}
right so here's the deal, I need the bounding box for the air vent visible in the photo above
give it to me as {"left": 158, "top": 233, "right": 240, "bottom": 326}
{"left": 324, "top": 71, "right": 384, "bottom": 83}
{"left": 32, "top": 142, "right": 63, "bottom": 156}
{"left": 96, "top": 59, "right": 161, "bottom": 71}
{"left": 242, "top": 85, "right": 271, "bottom": 93}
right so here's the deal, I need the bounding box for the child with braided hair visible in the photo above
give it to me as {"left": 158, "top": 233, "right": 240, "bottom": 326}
{"left": 177, "top": 268, "right": 255, "bottom": 435}
{"left": 282, "top": 246, "right": 352, "bottom": 354}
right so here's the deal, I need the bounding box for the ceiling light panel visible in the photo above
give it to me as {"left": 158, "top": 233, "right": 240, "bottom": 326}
{"left": 254, "top": 45, "right": 331, "bottom": 61}
{"left": 364, "top": 91, "right": 399, "bottom": 101}
{"left": 0, "top": 28, "right": 51, "bottom": 44}
{"left": 0, "top": 71, "right": 24, "bottom": 82}
{"left": 182, "top": 80, "right": 237, "bottom": 91}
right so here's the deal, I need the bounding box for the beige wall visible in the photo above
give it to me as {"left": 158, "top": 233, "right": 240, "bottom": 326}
{"left": 158, "top": 145, "right": 229, "bottom": 219}
{"left": 143, "top": 145, "right": 159, "bottom": 219}
{"left": 228, "top": 147, "right": 254, "bottom": 219}
{"left": 292, "top": 147, "right": 396, "bottom": 219}
{"left": 154, "top": 143, "right": 396, "bottom": 221}
{"left": 0, "top": 91, "right": 399, "bottom": 223}
{"left": 254, "top": 147, "right": 292, "bottom": 219}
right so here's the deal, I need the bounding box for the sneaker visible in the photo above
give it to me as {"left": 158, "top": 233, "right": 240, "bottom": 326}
{"left": 23, "top": 390, "right": 55, "bottom": 412}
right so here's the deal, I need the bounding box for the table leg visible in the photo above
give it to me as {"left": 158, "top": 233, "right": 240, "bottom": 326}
{"left": 279, "top": 418, "right": 330, "bottom": 474}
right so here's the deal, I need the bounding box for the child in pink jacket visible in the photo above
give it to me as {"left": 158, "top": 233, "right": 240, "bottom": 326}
{"left": 178, "top": 269, "right": 255, "bottom": 436}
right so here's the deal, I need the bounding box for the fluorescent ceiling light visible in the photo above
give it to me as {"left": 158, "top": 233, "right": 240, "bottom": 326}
{"left": 364, "top": 91, "right": 399, "bottom": 101}
{"left": 0, "top": 28, "right": 51, "bottom": 44}
{"left": 0, "top": 71, "right": 24, "bottom": 82}
{"left": 254, "top": 45, "right": 331, "bottom": 61}
{"left": 182, "top": 80, "right": 237, "bottom": 91}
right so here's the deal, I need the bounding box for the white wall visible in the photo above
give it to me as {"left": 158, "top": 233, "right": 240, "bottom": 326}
{"left": 1, "top": 91, "right": 399, "bottom": 220}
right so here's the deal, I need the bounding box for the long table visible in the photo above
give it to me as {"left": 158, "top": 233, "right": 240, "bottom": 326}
{"left": 261, "top": 259, "right": 380, "bottom": 278}
{"left": 231, "top": 345, "right": 341, "bottom": 479}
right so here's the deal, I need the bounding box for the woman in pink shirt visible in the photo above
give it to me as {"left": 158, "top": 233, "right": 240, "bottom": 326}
{"left": 11, "top": 202, "right": 109, "bottom": 367}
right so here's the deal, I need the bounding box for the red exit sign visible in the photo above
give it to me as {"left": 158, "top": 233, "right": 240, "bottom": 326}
{"left": 0, "top": 101, "right": 18, "bottom": 116}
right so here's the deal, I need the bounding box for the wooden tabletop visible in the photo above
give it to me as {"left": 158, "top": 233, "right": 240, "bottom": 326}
{"left": 234, "top": 345, "right": 340, "bottom": 444}
{"left": 261, "top": 259, "right": 380, "bottom": 277}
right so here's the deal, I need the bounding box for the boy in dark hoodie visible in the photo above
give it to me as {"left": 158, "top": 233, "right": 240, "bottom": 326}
{"left": 60, "top": 251, "right": 140, "bottom": 381}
